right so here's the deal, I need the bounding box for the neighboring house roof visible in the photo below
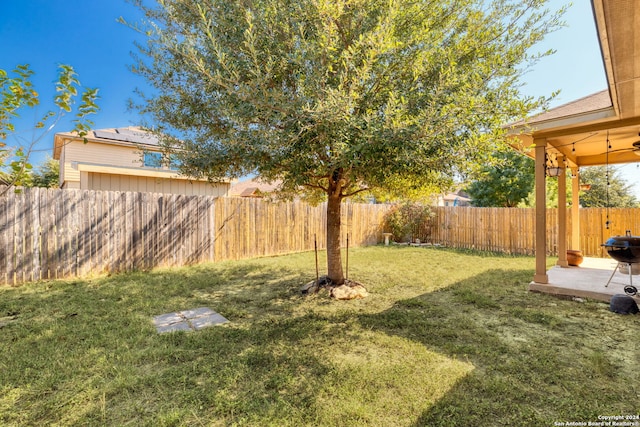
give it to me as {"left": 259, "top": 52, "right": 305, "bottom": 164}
{"left": 439, "top": 189, "right": 471, "bottom": 206}
{"left": 229, "top": 178, "right": 280, "bottom": 197}
{"left": 442, "top": 190, "right": 471, "bottom": 202}
{"left": 52, "top": 126, "right": 232, "bottom": 195}
{"left": 53, "top": 127, "right": 159, "bottom": 160}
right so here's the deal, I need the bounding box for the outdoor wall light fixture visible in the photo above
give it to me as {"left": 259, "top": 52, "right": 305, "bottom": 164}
{"left": 544, "top": 152, "right": 563, "bottom": 177}
{"left": 546, "top": 166, "right": 563, "bottom": 177}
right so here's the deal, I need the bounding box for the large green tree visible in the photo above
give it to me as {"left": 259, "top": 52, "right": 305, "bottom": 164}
{"left": 130, "top": 0, "right": 564, "bottom": 285}
{"left": 579, "top": 166, "right": 639, "bottom": 208}
{"left": 466, "top": 149, "right": 534, "bottom": 207}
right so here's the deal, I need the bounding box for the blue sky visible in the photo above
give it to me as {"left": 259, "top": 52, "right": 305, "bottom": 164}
{"left": 1, "top": 0, "right": 638, "bottom": 196}
{"left": 1, "top": 1, "right": 148, "bottom": 155}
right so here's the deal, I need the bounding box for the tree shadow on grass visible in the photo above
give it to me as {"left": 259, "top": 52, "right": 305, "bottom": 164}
{"left": 355, "top": 268, "right": 639, "bottom": 426}
{"left": 0, "top": 260, "right": 325, "bottom": 426}
{"left": 2, "top": 257, "right": 639, "bottom": 426}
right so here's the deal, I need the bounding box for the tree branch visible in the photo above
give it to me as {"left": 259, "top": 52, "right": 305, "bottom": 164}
{"left": 303, "top": 182, "right": 328, "bottom": 192}
{"left": 343, "top": 186, "right": 370, "bottom": 198}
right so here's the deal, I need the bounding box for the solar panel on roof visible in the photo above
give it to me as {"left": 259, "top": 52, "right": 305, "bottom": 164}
{"left": 114, "top": 128, "right": 140, "bottom": 135}
{"left": 93, "top": 129, "right": 118, "bottom": 140}
{"left": 92, "top": 129, "right": 159, "bottom": 146}
{"left": 118, "top": 128, "right": 159, "bottom": 145}
{"left": 124, "top": 133, "right": 159, "bottom": 145}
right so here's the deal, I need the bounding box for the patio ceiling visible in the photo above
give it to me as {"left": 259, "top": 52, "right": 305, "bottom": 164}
{"left": 511, "top": 0, "right": 640, "bottom": 169}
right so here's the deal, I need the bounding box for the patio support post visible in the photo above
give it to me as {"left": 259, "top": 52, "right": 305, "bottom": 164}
{"left": 534, "top": 139, "right": 548, "bottom": 283}
{"left": 571, "top": 168, "right": 580, "bottom": 250}
{"left": 557, "top": 155, "right": 568, "bottom": 267}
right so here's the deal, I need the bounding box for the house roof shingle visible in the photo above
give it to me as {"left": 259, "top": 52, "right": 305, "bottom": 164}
{"left": 509, "top": 89, "right": 612, "bottom": 129}
{"left": 525, "top": 90, "right": 612, "bottom": 125}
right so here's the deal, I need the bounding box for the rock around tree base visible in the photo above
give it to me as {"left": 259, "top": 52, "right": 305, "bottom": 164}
{"left": 301, "top": 275, "right": 369, "bottom": 300}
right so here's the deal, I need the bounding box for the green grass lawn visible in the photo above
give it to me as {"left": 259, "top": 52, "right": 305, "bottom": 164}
{"left": 1, "top": 246, "right": 639, "bottom": 426}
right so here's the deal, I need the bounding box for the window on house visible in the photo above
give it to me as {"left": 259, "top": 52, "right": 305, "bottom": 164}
{"left": 168, "top": 154, "right": 181, "bottom": 171}
{"left": 143, "top": 152, "right": 163, "bottom": 168}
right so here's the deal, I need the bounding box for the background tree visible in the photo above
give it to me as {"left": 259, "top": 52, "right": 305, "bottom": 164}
{"left": 130, "top": 0, "right": 564, "bottom": 285}
{"left": 579, "top": 166, "right": 639, "bottom": 208}
{"left": 0, "top": 149, "right": 13, "bottom": 185}
{"left": 31, "top": 156, "right": 60, "bottom": 188}
{"left": 0, "top": 64, "right": 99, "bottom": 194}
{"left": 522, "top": 176, "right": 561, "bottom": 208}
{"left": 0, "top": 155, "right": 60, "bottom": 188}
{"left": 466, "top": 149, "right": 534, "bottom": 207}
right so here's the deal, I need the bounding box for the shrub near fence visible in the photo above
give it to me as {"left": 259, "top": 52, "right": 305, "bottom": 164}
{"left": 0, "top": 187, "right": 390, "bottom": 285}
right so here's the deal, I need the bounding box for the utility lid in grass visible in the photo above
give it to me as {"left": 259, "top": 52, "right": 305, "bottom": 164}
{"left": 153, "top": 307, "right": 228, "bottom": 334}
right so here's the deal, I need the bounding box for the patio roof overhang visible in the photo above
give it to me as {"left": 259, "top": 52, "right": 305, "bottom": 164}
{"left": 507, "top": 0, "right": 640, "bottom": 290}
{"left": 510, "top": 92, "right": 640, "bottom": 168}
{"left": 510, "top": 0, "right": 640, "bottom": 169}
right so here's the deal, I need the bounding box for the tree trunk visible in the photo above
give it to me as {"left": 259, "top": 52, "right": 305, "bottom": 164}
{"left": 326, "top": 192, "right": 344, "bottom": 285}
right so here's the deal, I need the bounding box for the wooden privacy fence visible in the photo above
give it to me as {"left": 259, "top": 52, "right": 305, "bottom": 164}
{"left": 0, "top": 187, "right": 390, "bottom": 285}
{"left": 2, "top": 186, "right": 640, "bottom": 286}
{"left": 416, "top": 206, "right": 640, "bottom": 257}
{"left": 213, "top": 197, "right": 389, "bottom": 261}
{"left": 426, "top": 207, "right": 537, "bottom": 255}
{"left": 569, "top": 207, "right": 640, "bottom": 257}
{"left": 1, "top": 187, "right": 217, "bottom": 285}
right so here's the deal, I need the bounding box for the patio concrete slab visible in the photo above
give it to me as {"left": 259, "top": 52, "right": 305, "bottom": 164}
{"left": 529, "top": 257, "right": 640, "bottom": 303}
{"left": 153, "top": 307, "right": 229, "bottom": 334}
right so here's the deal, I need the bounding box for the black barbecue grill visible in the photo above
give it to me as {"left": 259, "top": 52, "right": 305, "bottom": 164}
{"left": 603, "top": 230, "right": 640, "bottom": 295}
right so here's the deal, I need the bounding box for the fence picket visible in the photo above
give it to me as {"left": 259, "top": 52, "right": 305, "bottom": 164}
{"left": 0, "top": 188, "right": 8, "bottom": 283}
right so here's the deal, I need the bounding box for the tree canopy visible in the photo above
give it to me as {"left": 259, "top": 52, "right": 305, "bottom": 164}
{"left": 30, "top": 157, "right": 60, "bottom": 188}
{"left": 466, "top": 149, "right": 534, "bottom": 207}
{"left": 130, "top": 0, "right": 564, "bottom": 284}
{"left": 579, "top": 166, "right": 639, "bottom": 208}
{"left": 0, "top": 64, "right": 98, "bottom": 194}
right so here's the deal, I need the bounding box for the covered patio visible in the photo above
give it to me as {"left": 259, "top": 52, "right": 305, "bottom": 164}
{"left": 511, "top": 0, "right": 640, "bottom": 303}
{"left": 530, "top": 257, "right": 637, "bottom": 302}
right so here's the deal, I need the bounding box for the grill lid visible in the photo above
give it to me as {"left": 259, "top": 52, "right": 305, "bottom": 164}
{"left": 602, "top": 230, "right": 640, "bottom": 249}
